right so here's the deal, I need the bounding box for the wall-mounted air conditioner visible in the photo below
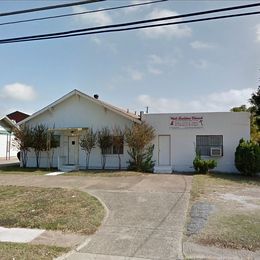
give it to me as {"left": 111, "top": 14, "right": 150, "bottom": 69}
{"left": 210, "top": 147, "right": 222, "bottom": 157}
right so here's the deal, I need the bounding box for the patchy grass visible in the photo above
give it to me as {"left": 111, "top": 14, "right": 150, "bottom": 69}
{"left": 199, "top": 213, "right": 260, "bottom": 251}
{"left": 190, "top": 172, "right": 260, "bottom": 201}
{"left": 0, "top": 242, "right": 69, "bottom": 260}
{"left": 187, "top": 172, "right": 260, "bottom": 251}
{"left": 0, "top": 166, "right": 146, "bottom": 177}
{"left": 0, "top": 186, "right": 105, "bottom": 234}
{"left": 0, "top": 166, "right": 52, "bottom": 175}
{"left": 65, "top": 170, "right": 145, "bottom": 177}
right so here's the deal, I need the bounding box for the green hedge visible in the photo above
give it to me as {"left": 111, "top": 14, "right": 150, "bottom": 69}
{"left": 193, "top": 153, "right": 217, "bottom": 174}
{"left": 235, "top": 139, "right": 260, "bottom": 176}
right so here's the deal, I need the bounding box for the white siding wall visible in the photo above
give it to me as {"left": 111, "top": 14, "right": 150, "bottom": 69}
{"left": 0, "top": 126, "right": 17, "bottom": 158}
{"left": 143, "top": 112, "right": 250, "bottom": 173}
{"left": 25, "top": 94, "right": 135, "bottom": 169}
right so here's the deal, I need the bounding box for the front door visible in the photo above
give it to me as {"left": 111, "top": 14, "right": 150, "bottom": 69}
{"left": 68, "top": 136, "right": 77, "bottom": 165}
{"left": 158, "top": 135, "right": 171, "bottom": 166}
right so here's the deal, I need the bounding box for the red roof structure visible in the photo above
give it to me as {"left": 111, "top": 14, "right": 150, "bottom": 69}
{"left": 7, "top": 111, "right": 29, "bottom": 123}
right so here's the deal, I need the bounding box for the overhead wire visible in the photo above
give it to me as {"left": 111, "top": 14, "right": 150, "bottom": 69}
{"left": 0, "top": 2, "right": 259, "bottom": 44}
{"left": 0, "top": 0, "right": 168, "bottom": 26}
{"left": 0, "top": 0, "right": 104, "bottom": 17}
{"left": 1, "top": 10, "right": 259, "bottom": 44}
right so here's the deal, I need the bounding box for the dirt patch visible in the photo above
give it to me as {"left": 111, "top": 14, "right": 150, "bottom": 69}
{"left": 185, "top": 174, "right": 260, "bottom": 252}
{"left": 187, "top": 202, "right": 215, "bottom": 236}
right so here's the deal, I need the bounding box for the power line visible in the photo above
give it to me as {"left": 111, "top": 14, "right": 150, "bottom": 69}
{"left": 0, "top": 0, "right": 104, "bottom": 17}
{"left": 1, "top": 10, "right": 259, "bottom": 44}
{"left": 0, "top": 0, "right": 168, "bottom": 26}
{"left": 1, "top": 2, "right": 259, "bottom": 43}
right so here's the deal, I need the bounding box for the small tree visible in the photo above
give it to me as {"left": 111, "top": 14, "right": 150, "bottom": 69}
{"left": 97, "top": 127, "right": 113, "bottom": 170}
{"left": 46, "top": 130, "right": 60, "bottom": 169}
{"left": 13, "top": 124, "right": 33, "bottom": 168}
{"left": 125, "top": 122, "right": 155, "bottom": 172}
{"left": 113, "top": 127, "right": 124, "bottom": 170}
{"left": 80, "top": 128, "right": 97, "bottom": 169}
{"left": 235, "top": 138, "right": 260, "bottom": 176}
{"left": 31, "top": 124, "right": 48, "bottom": 168}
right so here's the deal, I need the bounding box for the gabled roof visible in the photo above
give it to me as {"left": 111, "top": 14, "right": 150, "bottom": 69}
{"left": 7, "top": 111, "right": 29, "bottom": 123}
{"left": 18, "top": 89, "right": 141, "bottom": 125}
{"left": 0, "top": 116, "right": 18, "bottom": 133}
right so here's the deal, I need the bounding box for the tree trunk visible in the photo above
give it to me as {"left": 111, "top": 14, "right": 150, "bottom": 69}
{"left": 86, "top": 153, "right": 90, "bottom": 170}
{"left": 118, "top": 154, "right": 121, "bottom": 170}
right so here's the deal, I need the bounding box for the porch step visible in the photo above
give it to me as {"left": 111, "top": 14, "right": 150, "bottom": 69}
{"left": 154, "top": 166, "right": 172, "bottom": 174}
{"left": 59, "top": 165, "right": 79, "bottom": 172}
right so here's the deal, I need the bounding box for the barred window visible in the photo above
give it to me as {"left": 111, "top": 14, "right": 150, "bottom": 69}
{"left": 196, "top": 135, "right": 223, "bottom": 156}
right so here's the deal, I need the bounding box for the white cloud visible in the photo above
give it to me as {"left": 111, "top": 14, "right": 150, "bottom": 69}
{"left": 142, "top": 8, "right": 192, "bottom": 39}
{"left": 147, "top": 66, "right": 162, "bottom": 75}
{"left": 90, "top": 36, "right": 118, "bottom": 53}
{"left": 124, "top": 0, "right": 145, "bottom": 13}
{"left": 128, "top": 68, "right": 144, "bottom": 81}
{"left": 190, "top": 41, "right": 215, "bottom": 49}
{"left": 146, "top": 54, "right": 177, "bottom": 75}
{"left": 190, "top": 59, "right": 208, "bottom": 69}
{"left": 256, "top": 24, "right": 260, "bottom": 42}
{"left": 0, "top": 83, "right": 37, "bottom": 101}
{"left": 91, "top": 36, "right": 102, "bottom": 45}
{"left": 137, "top": 88, "right": 254, "bottom": 113}
{"left": 72, "top": 6, "right": 112, "bottom": 26}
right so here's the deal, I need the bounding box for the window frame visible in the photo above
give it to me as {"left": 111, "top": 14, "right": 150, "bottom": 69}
{"left": 196, "top": 135, "right": 223, "bottom": 157}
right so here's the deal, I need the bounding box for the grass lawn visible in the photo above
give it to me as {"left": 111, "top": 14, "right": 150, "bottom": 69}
{"left": 0, "top": 186, "right": 105, "bottom": 234}
{"left": 187, "top": 172, "right": 260, "bottom": 251}
{"left": 65, "top": 170, "right": 145, "bottom": 177}
{"left": 0, "top": 242, "right": 69, "bottom": 260}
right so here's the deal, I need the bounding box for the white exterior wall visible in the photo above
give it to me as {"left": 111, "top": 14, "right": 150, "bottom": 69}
{"left": 0, "top": 126, "right": 17, "bottom": 158}
{"left": 143, "top": 112, "right": 250, "bottom": 173}
{"left": 25, "top": 94, "right": 136, "bottom": 169}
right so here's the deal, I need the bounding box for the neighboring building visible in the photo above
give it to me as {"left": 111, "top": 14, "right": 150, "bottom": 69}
{"left": 18, "top": 89, "right": 250, "bottom": 172}
{"left": 7, "top": 111, "right": 29, "bottom": 124}
{"left": 0, "top": 111, "right": 29, "bottom": 159}
{"left": 0, "top": 116, "right": 18, "bottom": 159}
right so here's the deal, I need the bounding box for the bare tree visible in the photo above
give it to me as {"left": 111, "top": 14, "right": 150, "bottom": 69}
{"left": 97, "top": 127, "right": 112, "bottom": 170}
{"left": 13, "top": 124, "right": 33, "bottom": 168}
{"left": 113, "top": 127, "right": 124, "bottom": 170}
{"left": 32, "top": 124, "right": 48, "bottom": 168}
{"left": 46, "top": 129, "right": 60, "bottom": 169}
{"left": 79, "top": 128, "right": 97, "bottom": 169}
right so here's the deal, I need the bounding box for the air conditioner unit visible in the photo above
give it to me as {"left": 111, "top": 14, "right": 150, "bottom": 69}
{"left": 210, "top": 147, "right": 222, "bottom": 157}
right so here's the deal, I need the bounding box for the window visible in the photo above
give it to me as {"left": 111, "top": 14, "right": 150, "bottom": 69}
{"left": 52, "top": 135, "right": 60, "bottom": 147}
{"left": 196, "top": 135, "right": 223, "bottom": 156}
{"left": 105, "top": 136, "right": 124, "bottom": 155}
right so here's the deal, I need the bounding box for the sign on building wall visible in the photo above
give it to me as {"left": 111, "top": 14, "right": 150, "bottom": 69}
{"left": 170, "top": 116, "right": 204, "bottom": 128}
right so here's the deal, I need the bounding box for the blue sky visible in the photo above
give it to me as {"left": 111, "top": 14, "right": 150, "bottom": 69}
{"left": 0, "top": 0, "right": 259, "bottom": 116}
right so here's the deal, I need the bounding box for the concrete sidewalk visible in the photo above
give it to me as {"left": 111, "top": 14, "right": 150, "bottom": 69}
{"left": 0, "top": 156, "right": 19, "bottom": 167}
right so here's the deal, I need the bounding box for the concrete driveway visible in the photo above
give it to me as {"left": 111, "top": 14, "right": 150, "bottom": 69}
{"left": 0, "top": 174, "right": 192, "bottom": 260}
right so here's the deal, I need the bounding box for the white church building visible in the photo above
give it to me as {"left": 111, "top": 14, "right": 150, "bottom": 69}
{"left": 18, "top": 89, "right": 250, "bottom": 173}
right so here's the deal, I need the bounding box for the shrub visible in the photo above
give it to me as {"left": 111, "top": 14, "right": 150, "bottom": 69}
{"left": 193, "top": 153, "right": 217, "bottom": 174}
{"left": 125, "top": 123, "right": 155, "bottom": 172}
{"left": 235, "top": 138, "right": 260, "bottom": 176}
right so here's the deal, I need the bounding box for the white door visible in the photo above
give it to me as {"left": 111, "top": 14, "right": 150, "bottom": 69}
{"left": 68, "top": 136, "right": 77, "bottom": 165}
{"left": 158, "top": 135, "right": 171, "bottom": 166}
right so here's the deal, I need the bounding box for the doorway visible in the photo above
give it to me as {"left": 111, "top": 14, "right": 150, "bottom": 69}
{"left": 158, "top": 135, "right": 171, "bottom": 166}
{"left": 68, "top": 136, "right": 78, "bottom": 165}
